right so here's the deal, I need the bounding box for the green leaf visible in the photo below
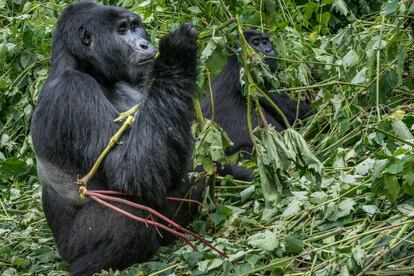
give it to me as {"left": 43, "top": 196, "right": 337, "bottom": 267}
{"left": 336, "top": 198, "right": 356, "bottom": 218}
{"left": 284, "top": 128, "right": 323, "bottom": 185}
{"left": 352, "top": 246, "right": 366, "bottom": 267}
{"left": 182, "top": 252, "right": 202, "bottom": 267}
{"left": 362, "top": 205, "right": 379, "bottom": 215}
{"left": 355, "top": 157, "right": 375, "bottom": 176}
{"left": 386, "top": 160, "right": 405, "bottom": 175}
{"left": 285, "top": 235, "right": 305, "bottom": 254}
{"left": 200, "top": 36, "right": 225, "bottom": 62}
{"left": 351, "top": 67, "right": 367, "bottom": 84}
{"left": 319, "top": 12, "right": 331, "bottom": 25}
{"left": 403, "top": 172, "right": 414, "bottom": 184}
{"left": 198, "top": 258, "right": 223, "bottom": 272}
{"left": 392, "top": 120, "right": 414, "bottom": 140}
{"left": 303, "top": 2, "right": 319, "bottom": 19}
{"left": 247, "top": 230, "right": 279, "bottom": 251}
{"left": 193, "top": 120, "right": 234, "bottom": 174}
{"left": 281, "top": 200, "right": 302, "bottom": 220}
{"left": 385, "top": 175, "right": 400, "bottom": 202}
{"left": 342, "top": 49, "right": 359, "bottom": 69}
{"left": 310, "top": 191, "right": 328, "bottom": 204}
{"left": 332, "top": 0, "right": 349, "bottom": 16}
{"left": 372, "top": 159, "right": 388, "bottom": 178}
{"left": 254, "top": 127, "right": 292, "bottom": 207}
{"left": 397, "top": 204, "right": 414, "bottom": 217}
{"left": 0, "top": 158, "right": 30, "bottom": 177}
{"left": 187, "top": 6, "right": 202, "bottom": 14}
{"left": 381, "top": 0, "right": 398, "bottom": 17}
{"left": 211, "top": 205, "right": 232, "bottom": 227}
{"left": 240, "top": 185, "right": 255, "bottom": 203}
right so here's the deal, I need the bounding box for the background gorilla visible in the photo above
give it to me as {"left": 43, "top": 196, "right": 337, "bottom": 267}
{"left": 31, "top": 2, "right": 201, "bottom": 275}
{"left": 202, "top": 30, "right": 311, "bottom": 181}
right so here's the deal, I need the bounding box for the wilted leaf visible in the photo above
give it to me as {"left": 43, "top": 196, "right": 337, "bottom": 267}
{"left": 397, "top": 203, "right": 414, "bottom": 217}
{"left": 281, "top": 199, "right": 302, "bottom": 220}
{"left": 351, "top": 67, "right": 367, "bottom": 84}
{"left": 381, "top": 0, "right": 398, "bottom": 16}
{"left": 355, "top": 158, "right": 375, "bottom": 176}
{"left": 352, "top": 246, "right": 366, "bottom": 267}
{"left": 240, "top": 185, "right": 255, "bottom": 203}
{"left": 392, "top": 120, "right": 414, "bottom": 141}
{"left": 193, "top": 120, "right": 234, "bottom": 174}
{"left": 342, "top": 49, "right": 359, "bottom": 69}
{"left": 362, "top": 205, "right": 379, "bottom": 215}
{"left": 247, "top": 230, "right": 279, "bottom": 251}
{"left": 332, "top": 0, "right": 349, "bottom": 16}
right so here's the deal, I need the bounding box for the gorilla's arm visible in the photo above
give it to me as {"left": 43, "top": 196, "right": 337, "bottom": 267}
{"left": 259, "top": 92, "right": 311, "bottom": 127}
{"left": 32, "top": 25, "right": 197, "bottom": 207}
{"left": 104, "top": 24, "right": 198, "bottom": 205}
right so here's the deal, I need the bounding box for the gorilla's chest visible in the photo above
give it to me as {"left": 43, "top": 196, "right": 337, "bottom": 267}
{"left": 104, "top": 82, "right": 144, "bottom": 112}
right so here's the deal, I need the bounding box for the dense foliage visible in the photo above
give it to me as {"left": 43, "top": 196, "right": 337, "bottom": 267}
{"left": 2, "top": 0, "right": 414, "bottom": 275}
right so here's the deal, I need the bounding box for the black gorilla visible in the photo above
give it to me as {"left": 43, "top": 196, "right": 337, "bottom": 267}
{"left": 31, "top": 2, "right": 201, "bottom": 275}
{"left": 202, "top": 30, "right": 311, "bottom": 181}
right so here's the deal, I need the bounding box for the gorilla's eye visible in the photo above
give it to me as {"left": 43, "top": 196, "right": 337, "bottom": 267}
{"left": 251, "top": 39, "right": 260, "bottom": 46}
{"left": 118, "top": 22, "right": 128, "bottom": 35}
{"left": 130, "top": 21, "right": 139, "bottom": 32}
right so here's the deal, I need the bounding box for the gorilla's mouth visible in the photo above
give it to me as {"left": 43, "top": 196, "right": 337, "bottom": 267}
{"left": 136, "top": 52, "right": 158, "bottom": 65}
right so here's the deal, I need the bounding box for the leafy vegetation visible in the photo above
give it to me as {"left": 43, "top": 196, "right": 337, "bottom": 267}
{"left": 2, "top": 0, "right": 414, "bottom": 275}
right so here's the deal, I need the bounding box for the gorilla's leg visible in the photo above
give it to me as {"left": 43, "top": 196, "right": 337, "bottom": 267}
{"left": 159, "top": 177, "right": 206, "bottom": 245}
{"left": 70, "top": 206, "right": 161, "bottom": 275}
{"left": 42, "top": 186, "right": 160, "bottom": 276}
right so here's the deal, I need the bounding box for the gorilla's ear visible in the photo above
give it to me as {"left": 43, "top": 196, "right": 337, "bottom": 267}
{"left": 80, "top": 26, "right": 92, "bottom": 46}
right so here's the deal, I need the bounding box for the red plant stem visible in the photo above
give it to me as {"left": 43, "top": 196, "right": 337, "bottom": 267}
{"left": 87, "top": 190, "right": 130, "bottom": 196}
{"left": 165, "top": 196, "right": 203, "bottom": 206}
{"left": 88, "top": 194, "right": 197, "bottom": 251}
{"left": 87, "top": 190, "right": 227, "bottom": 257}
{"left": 148, "top": 214, "right": 163, "bottom": 238}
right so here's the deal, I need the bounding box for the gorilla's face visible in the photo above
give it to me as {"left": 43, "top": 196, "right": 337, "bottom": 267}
{"left": 71, "top": 5, "right": 157, "bottom": 84}
{"left": 113, "top": 14, "right": 157, "bottom": 66}
{"left": 244, "top": 30, "right": 278, "bottom": 73}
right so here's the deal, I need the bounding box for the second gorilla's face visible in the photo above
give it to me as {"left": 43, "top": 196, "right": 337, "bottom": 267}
{"left": 244, "top": 30, "right": 278, "bottom": 72}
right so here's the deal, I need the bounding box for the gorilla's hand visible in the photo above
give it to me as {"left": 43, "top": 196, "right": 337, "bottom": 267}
{"left": 158, "top": 23, "right": 199, "bottom": 67}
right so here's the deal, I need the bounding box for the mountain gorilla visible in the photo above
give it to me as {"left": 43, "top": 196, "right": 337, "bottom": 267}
{"left": 202, "top": 30, "right": 311, "bottom": 181}
{"left": 31, "top": 2, "right": 202, "bottom": 275}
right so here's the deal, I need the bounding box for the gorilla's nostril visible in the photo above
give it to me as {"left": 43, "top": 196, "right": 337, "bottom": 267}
{"left": 140, "top": 41, "right": 149, "bottom": 49}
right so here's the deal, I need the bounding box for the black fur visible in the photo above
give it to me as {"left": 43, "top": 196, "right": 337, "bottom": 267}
{"left": 31, "top": 2, "right": 201, "bottom": 275}
{"left": 201, "top": 30, "right": 311, "bottom": 181}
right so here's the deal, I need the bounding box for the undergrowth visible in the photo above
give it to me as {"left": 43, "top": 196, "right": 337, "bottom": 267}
{"left": 2, "top": 0, "right": 414, "bottom": 275}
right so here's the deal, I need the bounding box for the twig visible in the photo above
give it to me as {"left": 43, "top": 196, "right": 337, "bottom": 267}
{"left": 114, "top": 104, "right": 139, "bottom": 122}
{"left": 193, "top": 98, "right": 205, "bottom": 129}
{"left": 165, "top": 196, "right": 204, "bottom": 207}
{"left": 86, "top": 190, "right": 227, "bottom": 257}
{"left": 198, "top": 17, "right": 236, "bottom": 40}
{"left": 206, "top": 69, "right": 215, "bottom": 120}
{"left": 88, "top": 194, "right": 198, "bottom": 251}
{"left": 373, "top": 127, "right": 414, "bottom": 147}
{"left": 376, "top": 16, "right": 385, "bottom": 122}
{"left": 77, "top": 115, "right": 135, "bottom": 187}
{"left": 148, "top": 262, "right": 183, "bottom": 276}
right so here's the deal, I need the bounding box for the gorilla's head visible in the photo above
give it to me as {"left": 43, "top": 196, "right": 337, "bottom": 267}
{"left": 244, "top": 30, "right": 278, "bottom": 73}
{"left": 54, "top": 2, "right": 157, "bottom": 84}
